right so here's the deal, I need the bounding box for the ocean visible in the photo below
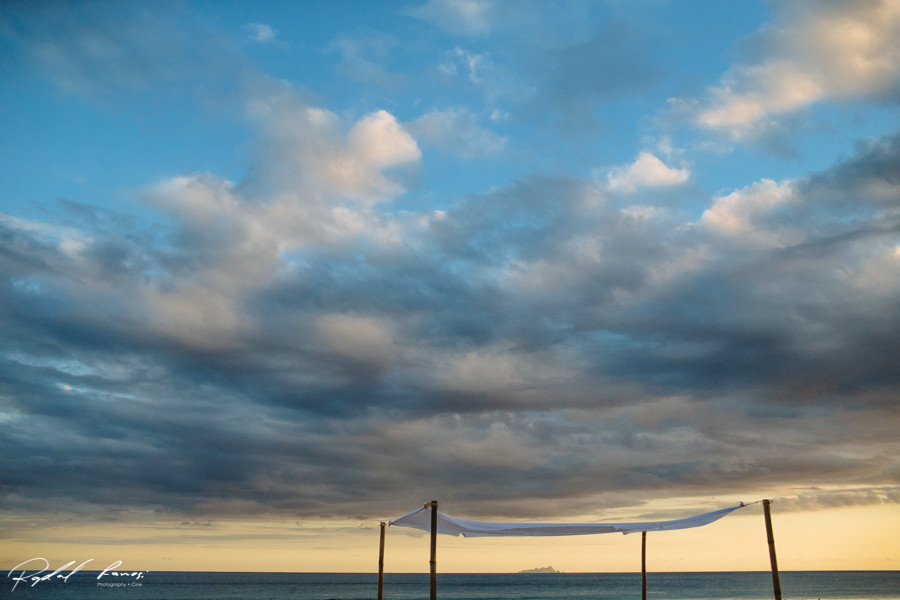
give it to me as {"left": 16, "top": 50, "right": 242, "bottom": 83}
{"left": 4, "top": 571, "right": 899, "bottom": 599}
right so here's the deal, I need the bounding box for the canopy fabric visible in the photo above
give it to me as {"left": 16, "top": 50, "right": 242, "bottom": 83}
{"left": 389, "top": 503, "right": 744, "bottom": 537}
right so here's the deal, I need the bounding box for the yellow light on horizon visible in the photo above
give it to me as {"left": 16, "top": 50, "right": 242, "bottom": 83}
{"left": 2, "top": 503, "right": 898, "bottom": 574}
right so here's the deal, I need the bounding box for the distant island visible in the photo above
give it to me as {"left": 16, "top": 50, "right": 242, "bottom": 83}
{"left": 518, "top": 566, "right": 561, "bottom": 574}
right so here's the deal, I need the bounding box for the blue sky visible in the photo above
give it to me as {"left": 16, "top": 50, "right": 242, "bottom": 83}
{"left": 2, "top": 0, "right": 900, "bottom": 571}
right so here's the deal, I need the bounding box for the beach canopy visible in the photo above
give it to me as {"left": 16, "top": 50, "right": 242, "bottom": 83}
{"left": 389, "top": 503, "right": 745, "bottom": 537}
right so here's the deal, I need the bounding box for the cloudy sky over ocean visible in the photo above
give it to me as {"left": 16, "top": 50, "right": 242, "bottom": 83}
{"left": 2, "top": 0, "right": 899, "bottom": 572}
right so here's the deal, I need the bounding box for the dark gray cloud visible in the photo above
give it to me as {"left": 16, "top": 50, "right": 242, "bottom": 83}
{"left": 3, "top": 126, "right": 900, "bottom": 520}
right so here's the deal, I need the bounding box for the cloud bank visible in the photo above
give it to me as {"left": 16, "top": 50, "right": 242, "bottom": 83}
{"left": 1, "top": 0, "right": 899, "bottom": 525}
{"left": 3, "top": 116, "right": 899, "bottom": 518}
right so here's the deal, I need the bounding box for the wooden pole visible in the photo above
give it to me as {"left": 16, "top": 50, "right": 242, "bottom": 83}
{"left": 429, "top": 500, "right": 438, "bottom": 600}
{"left": 763, "top": 499, "right": 782, "bottom": 600}
{"left": 377, "top": 521, "right": 386, "bottom": 600}
{"left": 641, "top": 531, "right": 647, "bottom": 600}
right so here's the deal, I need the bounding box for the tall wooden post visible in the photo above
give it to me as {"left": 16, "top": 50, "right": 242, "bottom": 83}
{"left": 377, "top": 521, "right": 386, "bottom": 600}
{"left": 641, "top": 531, "right": 647, "bottom": 600}
{"left": 763, "top": 499, "right": 782, "bottom": 600}
{"left": 429, "top": 500, "right": 438, "bottom": 600}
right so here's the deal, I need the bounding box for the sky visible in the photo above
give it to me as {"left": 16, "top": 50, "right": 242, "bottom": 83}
{"left": 1, "top": 0, "right": 899, "bottom": 575}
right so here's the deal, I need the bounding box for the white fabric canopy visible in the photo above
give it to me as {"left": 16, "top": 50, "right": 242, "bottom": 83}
{"left": 390, "top": 503, "right": 744, "bottom": 537}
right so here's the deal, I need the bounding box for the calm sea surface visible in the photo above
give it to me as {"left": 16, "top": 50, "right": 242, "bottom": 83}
{"left": 5, "top": 571, "right": 899, "bottom": 599}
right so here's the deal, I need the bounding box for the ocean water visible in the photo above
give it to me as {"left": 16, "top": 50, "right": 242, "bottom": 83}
{"left": 4, "top": 571, "right": 898, "bottom": 599}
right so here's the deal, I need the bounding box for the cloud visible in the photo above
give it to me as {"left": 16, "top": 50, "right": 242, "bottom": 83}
{"left": 680, "top": 0, "right": 900, "bottom": 140}
{"left": 245, "top": 84, "right": 421, "bottom": 204}
{"left": 439, "top": 47, "right": 490, "bottom": 86}
{"left": 245, "top": 23, "right": 278, "bottom": 45}
{"left": 410, "top": 4, "right": 661, "bottom": 138}
{"left": 520, "top": 26, "right": 660, "bottom": 135}
{"left": 702, "top": 134, "right": 900, "bottom": 249}
{"left": 0, "top": 84, "right": 422, "bottom": 360}
{"left": 349, "top": 110, "right": 422, "bottom": 171}
{"left": 4, "top": 132, "right": 900, "bottom": 519}
{"left": 436, "top": 46, "right": 519, "bottom": 107}
{"left": 2, "top": 2, "right": 241, "bottom": 101}
{"left": 406, "top": 0, "right": 496, "bottom": 36}
{"left": 409, "top": 107, "right": 507, "bottom": 157}
{"left": 605, "top": 152, "right": 690, "bottom": 193}
{"left": 700, "top": 178, "right": 798, "bottom": 246}
{"left": 3, "top": 0, "right": 900, "bottom": 524}
{"left": 313, "top": 314, "right": 400, "bottom": 373}
{"left": 328, "top": 33, "right": 404, "bottom": 88}
{"left": 126, "top": 99, "right": 422, "bottom": 351}
{"left": 773, "top": 487, "right": 900, "bottom": 512}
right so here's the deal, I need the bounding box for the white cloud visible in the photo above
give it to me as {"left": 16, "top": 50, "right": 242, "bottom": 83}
{"left": 246, "top": 85, "right": 421, "bottom": 204}
{"left": 409, "top": 107, "right": 507, "bottom": 157}
{"left": 440, "top": 47, "right": 488, "bottom": 84}
{"left": 438, "top": 46, "right": 516, "bottom": 104}
{"left": 700, "top": 178, "right": 801, "bottom": 248}
{"left": 245, "top": 23, "right": 278, "bottom": 44}
{"left": 407, "top": 0, "right": 495, "bottom": 35}
{"left": 0, "top": 214, "right": 89, "bottom": 257}
{"left": 697, "top": 62, "right": 823, "bottom": 136}
{"left": 150, "top": 173, "right": 239, "bottom": 222}
{"left": 341, "top": 110, "right": 422, "bottom": 201}
{"left": 124, "top": 93, "right": 425, "bottom": 350}
{"left": 685, "top": 0, "right": 900, "bottom": 140}
{"left": 348, "top": 110, "right": 422, "bottom": 170}
{"left": 605, "top": 152, "right": 690, "bottom": 193}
